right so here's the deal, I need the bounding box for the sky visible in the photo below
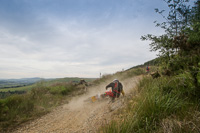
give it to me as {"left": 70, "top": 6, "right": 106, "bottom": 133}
{"left": 0, "top": 0, "right": 169, "bottom": 79}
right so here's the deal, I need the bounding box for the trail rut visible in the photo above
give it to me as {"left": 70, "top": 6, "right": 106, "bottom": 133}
{"left": 13, "top": 76, "right": 141, "bottom": 133}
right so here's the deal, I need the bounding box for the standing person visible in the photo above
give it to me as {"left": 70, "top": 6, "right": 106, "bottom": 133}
{"left": 104, "top": 79, "right": 125, "bottom": 101}
{"left": 146, "top": 65, "right": 150, "bottom": 73}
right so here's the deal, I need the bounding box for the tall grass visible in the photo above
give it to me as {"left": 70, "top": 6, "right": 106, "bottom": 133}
{"left": 0, "top": 94, "right": 34, "bottom": 129}
{"left": 0, "top": 82, "right": 83, "bottom": 131}
{"left": 125, "top": 67, "right": 146, "bottom": 77}
{"left": 100, "top": 75, "right": 200, "bottom": 132}
{"left": 93, "top": 67, "right": 149, "bottom": 85}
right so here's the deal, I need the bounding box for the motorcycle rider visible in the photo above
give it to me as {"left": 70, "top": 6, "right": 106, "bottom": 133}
{"left": 103, "top": 79, "right": 125, "bottom": 101}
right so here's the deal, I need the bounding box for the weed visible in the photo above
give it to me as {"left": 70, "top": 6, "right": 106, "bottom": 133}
{"left": 100, "top": 76, "right": 197, "bottom": 133}
{"left": 0, "top": 80, "right": 83, "bottom": 131}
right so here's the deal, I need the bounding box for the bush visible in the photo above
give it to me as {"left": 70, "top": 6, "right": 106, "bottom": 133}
{"left": 49, "top": 84, "right": 75, "bottom": 95}
{"left": 0, "top": 94, "right": 34, "bottom": 129}
{"left": 197, "top": 71, "right": 200, "bottom": 87}
{"left": 0, "top": 81, "right": 80, "bottom": 131}
{"left": 196, "top": 62, "right": 200, "bottom": 87}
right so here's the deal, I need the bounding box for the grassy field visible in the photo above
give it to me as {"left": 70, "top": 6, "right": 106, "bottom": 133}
{"left": 0, "top": 85, "right": 35, "bottom": 92}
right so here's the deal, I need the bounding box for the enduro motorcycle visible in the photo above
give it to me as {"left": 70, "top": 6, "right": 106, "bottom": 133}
{"left": 84, "top": 89, "right": 113, "bottom": 103}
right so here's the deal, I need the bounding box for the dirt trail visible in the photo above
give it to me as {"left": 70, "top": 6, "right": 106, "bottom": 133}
{"left": 13, "top": 76, "right": 141, "bottom": 133}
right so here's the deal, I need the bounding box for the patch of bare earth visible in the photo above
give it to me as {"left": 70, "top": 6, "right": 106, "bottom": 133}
{"left": 13, "top": 76, "right": 142, "bottom": 133}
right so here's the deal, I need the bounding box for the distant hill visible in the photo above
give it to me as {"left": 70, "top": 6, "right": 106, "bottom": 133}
{"left": 0, "top": 77, "right": 44, "bottom": 89}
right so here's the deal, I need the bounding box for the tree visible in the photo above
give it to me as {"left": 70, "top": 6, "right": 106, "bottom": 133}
{"left": 141, "top": 0, "right": 192, "bottom": 60}
{"left": 191, "top": 0, "right": 200, "bottom": 23}
{"left": 153, "top": 0, "right": 191, "bottom": 36}
{"left": 186, "top": 0, "right": 200, "bottom": 54}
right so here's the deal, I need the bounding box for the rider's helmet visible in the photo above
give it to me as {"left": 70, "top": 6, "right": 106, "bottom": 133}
{"left": 113, "top": 79, "right": 118, "bottom": 82}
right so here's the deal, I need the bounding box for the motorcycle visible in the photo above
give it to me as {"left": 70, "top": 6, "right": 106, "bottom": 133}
{"left": 84, "top": 89, "right": 113, "bottom": 103}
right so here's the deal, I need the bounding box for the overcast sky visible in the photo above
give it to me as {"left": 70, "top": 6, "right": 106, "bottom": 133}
{"left": 0, "top": 0, "right": 169, "bottom": 79}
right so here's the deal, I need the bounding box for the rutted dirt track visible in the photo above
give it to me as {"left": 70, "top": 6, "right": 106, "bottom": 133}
{"left": 13, "top": 76, "right": 141, "bottom": 133}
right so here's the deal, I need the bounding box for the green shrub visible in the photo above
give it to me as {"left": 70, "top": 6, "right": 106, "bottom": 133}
{"left": 49, "top": 86, "right": 60, "bottom": 95}
{"left": 0, "top": 81, "right": 80, "bottom": 131}
{"left": 0, "top": 94, "right": 34, "bottom": 129}
{"left": 49, "top": 84, "right": 75, "bottom": 95}
{"left": 60, "top": 86, "right": 71, "bottom": 95}
{"left": 197, "top": 62, "right": 200, "bottom": 87}
{"left": 197, "top": 72, "right": 200, "bottom": 87}
{"left": 161, "top": 71, "right": 200, "bottom": 101}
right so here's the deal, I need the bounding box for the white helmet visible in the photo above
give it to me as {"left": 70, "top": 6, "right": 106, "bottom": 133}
{"left": 113, "top": 79, "right": 118, "bottom": 82}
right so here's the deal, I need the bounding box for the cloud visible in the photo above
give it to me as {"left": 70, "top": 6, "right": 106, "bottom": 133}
{"left": 0, "top": 0, "right": 166, "bottom": 79}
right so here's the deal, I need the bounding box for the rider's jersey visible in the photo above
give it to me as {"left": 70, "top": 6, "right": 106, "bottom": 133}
{"left": 106, "top": 80, "right": 124, "bottom": 97}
